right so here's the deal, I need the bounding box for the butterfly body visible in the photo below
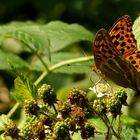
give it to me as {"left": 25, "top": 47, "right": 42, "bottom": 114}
{"left": 93, "top": 15, "right": 140, "bottom": 91}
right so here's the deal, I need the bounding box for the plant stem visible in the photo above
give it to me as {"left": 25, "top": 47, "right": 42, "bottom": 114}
{"left": 52, "top": 104, "right": 57, "bottom": 113}
{"left": 36, "top": 53, "right": 49, "bottom": 72}
{"left": 34, "top": 55, "right": 93, "bottom": 85}
{"left": 7, "top": 102, "right": 20, "bottom": 118}
{"left": 104, "top": 114, "right": 121, "bottom": 140}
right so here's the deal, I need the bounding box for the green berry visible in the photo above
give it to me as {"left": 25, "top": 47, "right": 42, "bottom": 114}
{"left": 24, "top": 99, "right": 40, "bottom": 116}
{"left": 81, "top": 122, "right": 94, "bottom": 139}
{"left": 4, "top": 120, "right": 19, "bottom": 139}
{"left": 37, "top": 84, "right": 57, "bottom": 106}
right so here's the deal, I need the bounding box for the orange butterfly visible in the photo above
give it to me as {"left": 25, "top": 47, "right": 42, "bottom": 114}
{"left": 93, "top": 15, "right": 140, "bottom": 91}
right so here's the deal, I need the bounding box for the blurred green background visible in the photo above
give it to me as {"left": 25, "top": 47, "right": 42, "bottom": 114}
{"left": 0, "top": 0, "right": 139, "bottom": 30}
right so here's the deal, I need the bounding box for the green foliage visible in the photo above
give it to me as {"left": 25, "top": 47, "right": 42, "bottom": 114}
{"left": 88, "top": 118, "right": 107, "bottom": 132}
{"left": 14, "top": 75, "right": 36, "bottom": 102}
{"left": 42, "top": 21, "right": 93, "bottom": 52}
{"left": 133, "top": 15, "right": 140, "bottom": 50}
{"left": 121, "top": 127, "right": 137, "bottom": 140}
{"left": 0, "top": 50, "right": 29, "bottom": 70}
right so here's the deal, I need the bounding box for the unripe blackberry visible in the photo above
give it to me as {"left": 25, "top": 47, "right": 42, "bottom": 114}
{"left": 37, "top": 84, "right": 57, "bottom": 106}
{"left": 4, "top": 120, "right": 19, "bottom": 139}
{"left": 66, "top": 118, "right": 76, "bottom": 132}
{"left": 113, "top": 89, "right": 127, "bottom": 105}
{"left": 19, "top": 122, "right": 32, "bottom": 139}
{"left": 31, "top": 119, "right": 45, "bottom": 140}
{"left": 68, "top": 88, "right": 88, "bottom": 107}
{"left": 53, "top": 121, "right": 70, "bottom": 139}
{"left": 81, "top": 122, "right": 94, "bottom": 139}
{"left": 108, "top": 97, "right": 122, "bottom": 117}
{"left": 39, "top": 115, "right": 53, "bottom": 127}
{"left": 24, "top": 99, "right": 40, "bottom": 116}
{"left": 108, "top": 89, "right": 127, "bottom": 117}
{"left": 58, "top": 102, "right": 71, "bottom": 119}
{"left": 69, "top": 105, "right": 86, "bottom": 125}
{"left": 93, "top": 99, "right": 106, "bottom": 114}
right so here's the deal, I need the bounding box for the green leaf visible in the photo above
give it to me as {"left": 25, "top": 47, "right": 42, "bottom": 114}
{"left": 13, "top": 75, "right": 36, "bottom": 102}
{"left": 121, "top": 127, "right": 137, "bottom": 140}
{"left": 88, "top": 118, "right": 107, "bottom": 132}
{"left": 0, "top": 21, "right": 92, "bottom": 57}
{"left": 4, "top": 26, "right": 50, "bottom": 59}
{"left": 42, "top": 21, "right": 93, "bottom": 52}
{"left": 121, "top": 114, "right": 140, "bottom": 127}
{"left": 71, "top": 132, "right": 82, "bottom": 140}
{"left": 31, "top": 52, "right": 92, "bottom": 74}
{"left": 133, "top": 15, "right": 140, "bottom": 49}
{"left": 0, "top": 50, "right": 29, "bottom": 70}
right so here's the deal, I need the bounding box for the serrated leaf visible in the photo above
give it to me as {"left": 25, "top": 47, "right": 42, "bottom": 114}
{"left": 13, "top": 75, "right": 36, "bottom": 102}
{"left": 31, "top": 52, "right": 92, "bottom": 74}
{"left": 42, "top": 21, "right": 93, "bottom": 52}
{"left": 0, "top": 49, "right": 29, "bottom": 70}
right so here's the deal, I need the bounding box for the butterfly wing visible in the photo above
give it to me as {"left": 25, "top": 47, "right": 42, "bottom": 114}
{"left": 93, "top": 28, "right": 120, "bottom": 69}
{"left": 109, "top": 15, "right": 137, "bottom": 57}
{"left": 125, "top": 50, "right": 140, "bottom": 72}
{"left": 100, "top": 57, "right": 138, "bottom": 91}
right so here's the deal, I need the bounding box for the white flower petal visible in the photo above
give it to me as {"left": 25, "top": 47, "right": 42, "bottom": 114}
{"left": 97, "top": 92, "right": 105, "bottom": 97}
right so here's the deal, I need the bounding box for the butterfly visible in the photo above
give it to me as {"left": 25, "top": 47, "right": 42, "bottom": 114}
{"left": 93, "top": 15, "right": 140, "bottom": 92}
